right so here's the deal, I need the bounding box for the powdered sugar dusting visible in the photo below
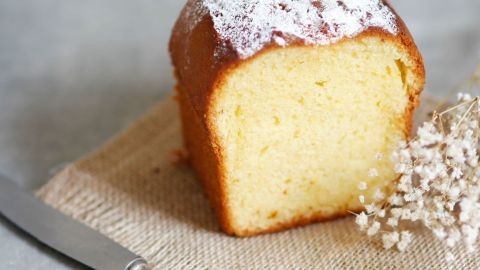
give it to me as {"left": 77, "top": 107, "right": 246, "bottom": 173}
{"left": 178, "top": 0, "right": 208, "bottom": 36}
{"left": 200, "top": 0, "right": 398, "bottom": 59}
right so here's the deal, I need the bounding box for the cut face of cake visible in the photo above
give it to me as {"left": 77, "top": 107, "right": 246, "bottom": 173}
{"left": 212, "top": 38, "right": 420, "bottom": 234}
{"left": 170, "top": 0, "right": 425, "bottom": 236}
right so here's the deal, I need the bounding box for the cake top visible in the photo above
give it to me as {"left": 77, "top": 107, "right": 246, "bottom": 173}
{"left": 183, "top": 0, "right": 399, "bottom": 59}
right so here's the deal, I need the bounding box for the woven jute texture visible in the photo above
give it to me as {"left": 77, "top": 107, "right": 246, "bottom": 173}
{"left": 37, "top": 95, "right": 478, "bottom": 270}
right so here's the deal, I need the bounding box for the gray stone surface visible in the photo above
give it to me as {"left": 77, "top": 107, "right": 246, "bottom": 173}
{"left": 0, "top": 0, "right": 478, "bottom": 269}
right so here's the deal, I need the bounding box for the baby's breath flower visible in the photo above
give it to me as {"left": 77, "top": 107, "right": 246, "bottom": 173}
{"left": 409, "top": 210, "right": 421, "bottom": 221}
{"left": 355, "top": 84, "right": 480, "bottom": 261}
{"left": 355, "top": 212, "right": 369, "bottom": 230}
{"left": 367, "top": 221, "right": 381, "bottom": 236}
{"left": 451, "top": 167, "right": 463, "bottom": 180}
{"left": 448, "top": 187, "right": 461, "bottom": 199}
{"left": 401, "top": 209, "right": 412, "bottom": 220}
{"left": 398, "top": 140, "right": 407, "bottom": 149}
{"left": 365, "top": 204, "right": 378, "bottom": 214}
{"left": 397, "top": 231, "right": 413, "bottom": 252}
{"left": 433, "top": 227, "right": 447, "bottom": 240}
{"left": 445, "top": 252, "right": 455, "bottom": 262}
{"left": 446, "top": 229, "right": 461, "bottom": 248}
{"left": 387, "top": 217, "right": 398, "bottom": 227}
{"left": 419, "top": 178, "right": 430, "bottom": 191}
{"left": 373, "top": 189, "right": 385, "bottom": 201}
{"left": 390, "top": 208, "right": 403, "bottom": 218}
{"left": 382, "top": 231, "right": 399, "bottom": 250}
{"left": 358, "top": 181, "right": 368, "bottom": 191}
{"left": 388, "top": 194, "right": 404, "bottom": 206}
{"left": 457, "top": 92, "right": 472, "bottom": 101}
{"left": 394, "top": 163, "right": 407, "bottom": 174}
{"left": 368, "top": 168, "right": 379, "bottom": 178}
{"left": 358, "top": 195, "right": 365, "bottom": 204}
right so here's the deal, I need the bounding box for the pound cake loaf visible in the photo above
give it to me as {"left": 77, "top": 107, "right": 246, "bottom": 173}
{"left": 169, "top": 0, "right": 425, "bottom": 236}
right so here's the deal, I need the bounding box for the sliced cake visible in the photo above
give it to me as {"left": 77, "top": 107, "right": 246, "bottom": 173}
{"left": 169, "top": 0, "right": 425, "bottom": 236}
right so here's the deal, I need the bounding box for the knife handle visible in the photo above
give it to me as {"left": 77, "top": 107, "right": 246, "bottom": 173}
{"left": 125, "top": 257, "right": 150, "bottom": 270}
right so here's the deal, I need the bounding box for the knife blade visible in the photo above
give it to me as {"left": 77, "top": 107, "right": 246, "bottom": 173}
{"left": 0, "top": 174, "right": 149, "bottom": 270}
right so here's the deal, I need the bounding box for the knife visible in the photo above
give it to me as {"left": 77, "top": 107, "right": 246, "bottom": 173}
{"left": 0, "top": 174, "right": 149, "bottom": 270}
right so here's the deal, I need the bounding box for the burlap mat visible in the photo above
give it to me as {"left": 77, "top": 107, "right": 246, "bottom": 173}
{"left": 37, "top": 94, "right": 478, "bottom": 270}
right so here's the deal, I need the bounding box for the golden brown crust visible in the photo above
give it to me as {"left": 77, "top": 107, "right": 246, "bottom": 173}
{"left": 170, "top": 1, "right": 425, "bottom": 237}
{"left": 177, "top": 88, "right": 235, "bottom": 234}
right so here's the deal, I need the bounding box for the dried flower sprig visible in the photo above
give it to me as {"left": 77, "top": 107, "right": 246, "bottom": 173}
{"left": 356, "top": 65, "right": 480, "bottom": 259}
